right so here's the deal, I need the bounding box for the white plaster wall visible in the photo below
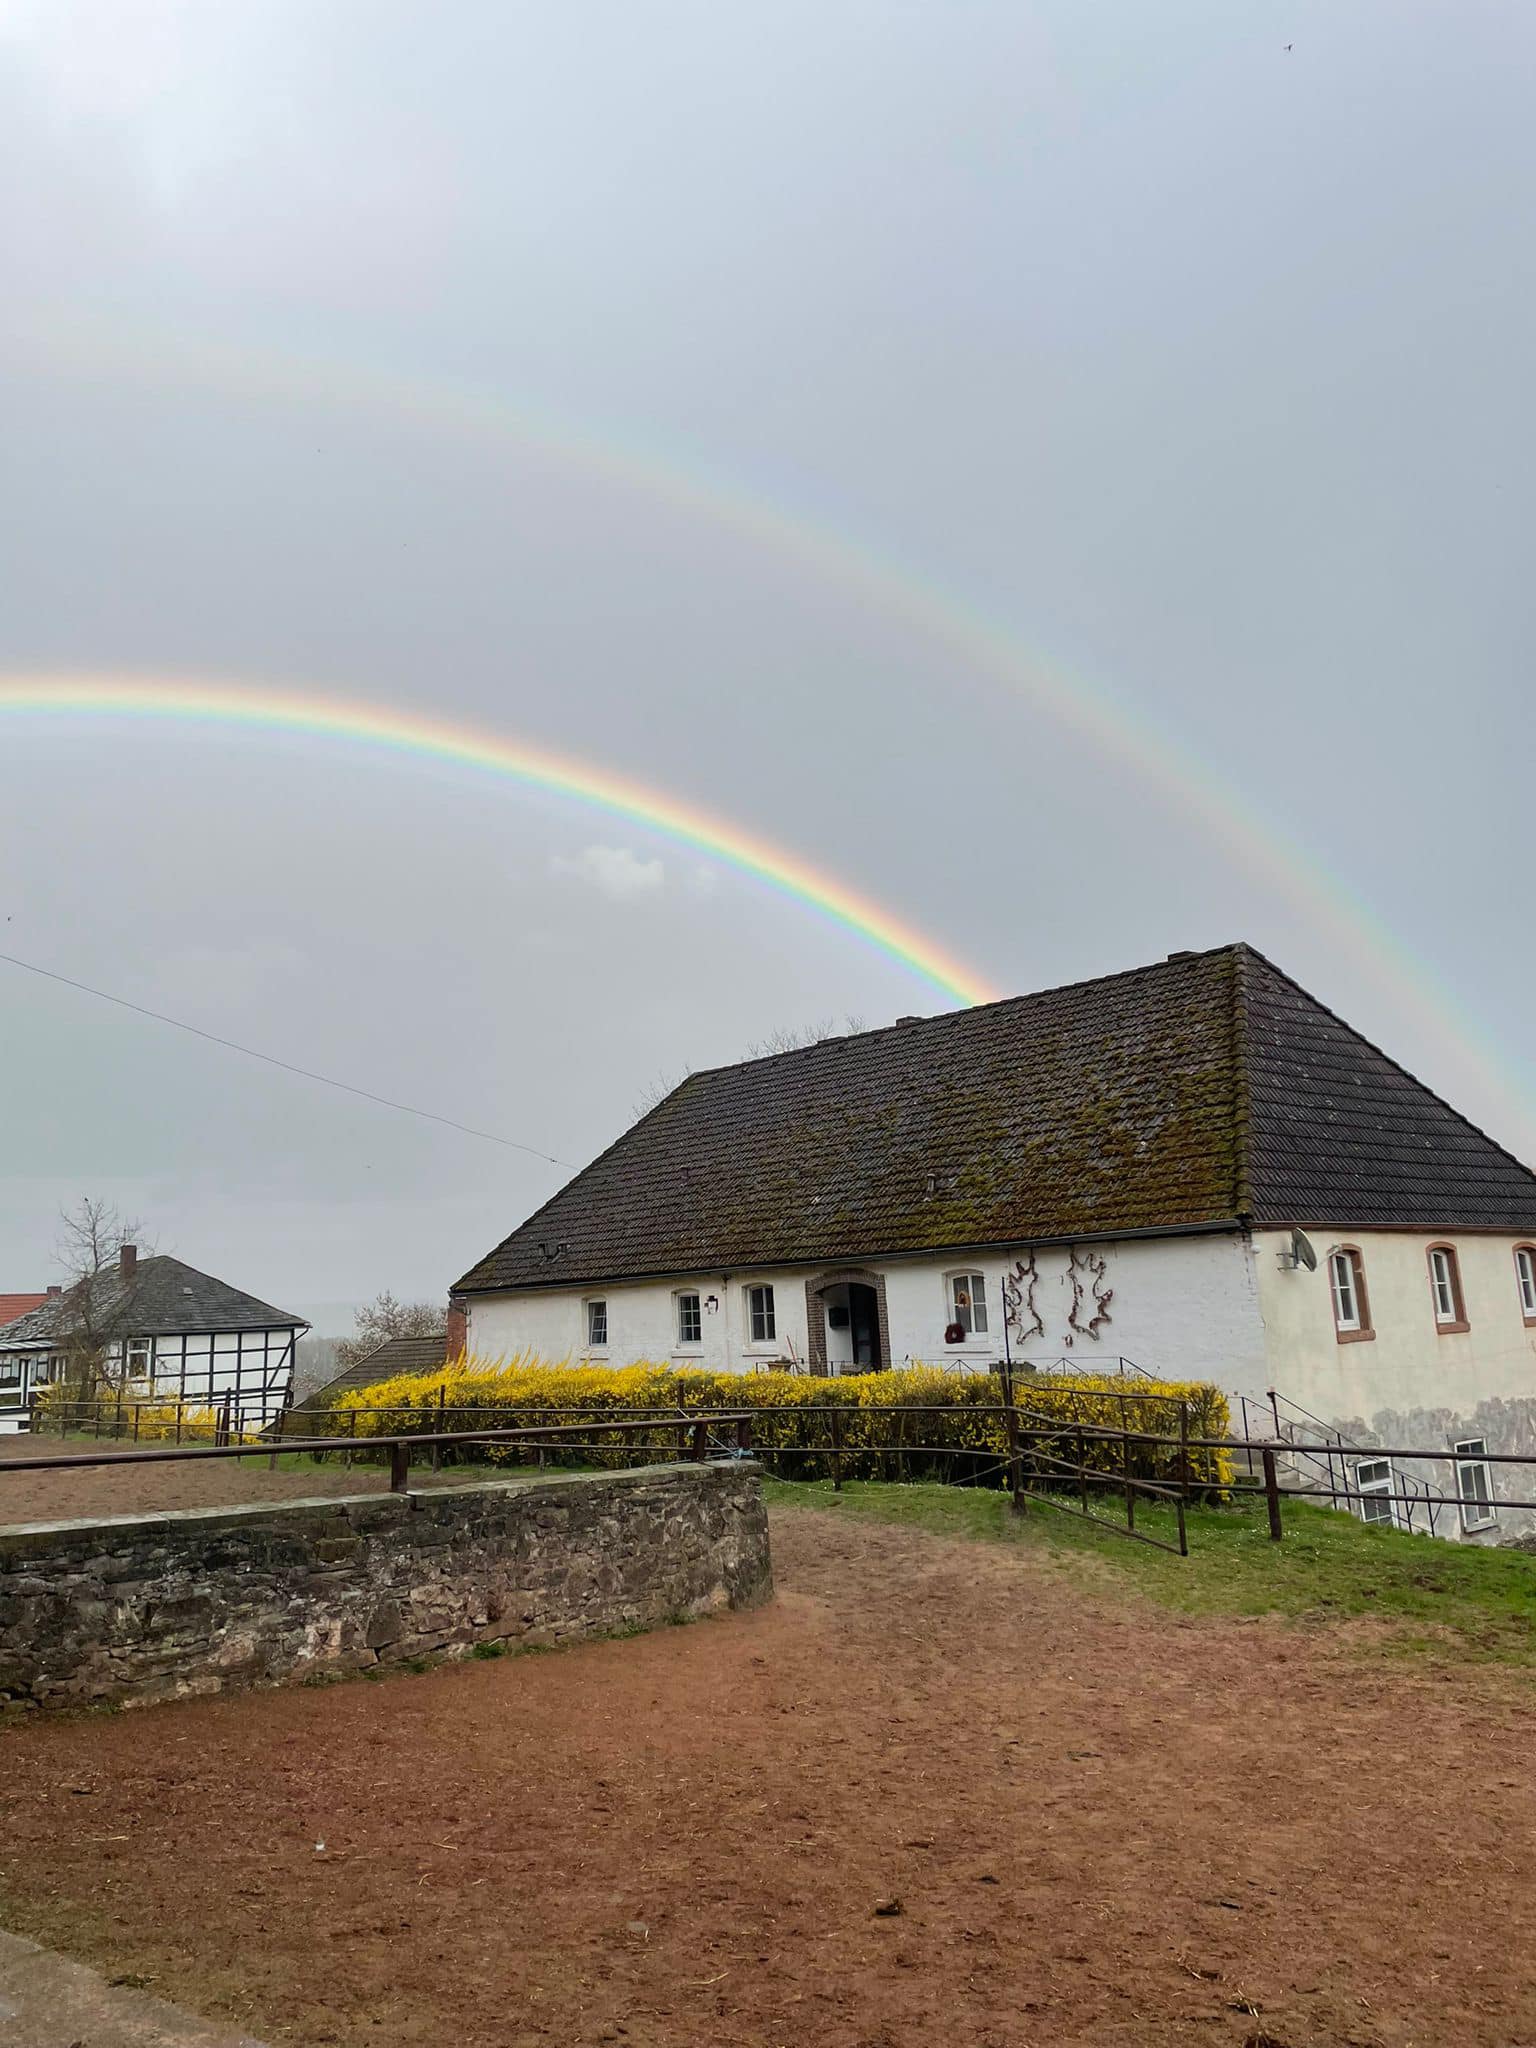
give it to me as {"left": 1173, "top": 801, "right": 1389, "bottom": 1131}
{"left": 1252, "top": 1230, "right": 1536, "bottom": 1421}
{"left": 465, "top": 1230, "right": 1270, "bottom": 1389}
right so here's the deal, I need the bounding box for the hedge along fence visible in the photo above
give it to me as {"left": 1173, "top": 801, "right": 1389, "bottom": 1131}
{"left": 323, "top": 1357, "right": 1234, "bottom": 1492}
{"left": 28, "top": 1389, "right": 266, "bottom": 1444}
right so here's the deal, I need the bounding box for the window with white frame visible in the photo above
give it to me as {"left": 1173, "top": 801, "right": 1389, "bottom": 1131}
{"left": 585, "top": 1299, "right": 608, "bottom": 1348}
{"left": 1328, "top": 1248, "right": 1370, "bottom": 1337}
{"left": 1428, "top": 1245, "right": 1467, "bottom": 1329}
{"left": 0, "top": 1356, "right": 20, "bottom": 1388}
{"left": 1354, "top": 1458, "right": 1395, "bottom": 1526}
{"left": 125, "top": 1337, "right": 152, "bottom": 1381}
{"left": 675, "top": 1291, "right": 702, "bottom": 1347}
{"left": 746, "top": 1283, "right": 776, "bottom": 1344}
{"left": 1454, "top": 1439, "right": 1496, "bottom": 1531}
{"left": 1517, "top": 1247, "right": 1536, "bottom": 1325}
{"left": 948, "top": 1272, "right": 989, "bottom": 1336}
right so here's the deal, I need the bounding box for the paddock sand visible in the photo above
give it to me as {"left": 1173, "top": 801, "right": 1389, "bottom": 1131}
{"left": 2, "top": 1505, "right": 1532, "bottom": 2046}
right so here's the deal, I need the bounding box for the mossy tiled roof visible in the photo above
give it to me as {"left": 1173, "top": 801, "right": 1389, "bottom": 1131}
{"left": 455, "top": 944, "right": 1536, "bottom": 1294}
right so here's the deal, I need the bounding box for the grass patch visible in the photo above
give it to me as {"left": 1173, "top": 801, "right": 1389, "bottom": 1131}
{"left": 763, "top": 1477, "right": 1536, "bottom": 1663}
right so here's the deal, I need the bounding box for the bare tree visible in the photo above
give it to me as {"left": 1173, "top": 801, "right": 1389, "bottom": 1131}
{"left": 335, "top": 1291, "right": 446, "bottom": 1371}
{"left": 52, "top": 1196, "right": 149, "bottom": 1401}
{"left": 631, "top": 1067, "right": 693, "bottom": 1119}
{"left": 746, "top": 1015, "right": 865, "bottom": 1058}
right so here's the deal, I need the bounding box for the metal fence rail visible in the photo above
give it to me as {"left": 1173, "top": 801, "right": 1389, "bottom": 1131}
{"left": 1, "top": 1411, "right": 757, "bottom": 1493}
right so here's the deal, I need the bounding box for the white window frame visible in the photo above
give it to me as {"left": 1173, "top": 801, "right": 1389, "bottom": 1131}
{"left": 1354, "top": 1458, "right": 1397, "bottom": 1528}
{"left": 1428, "top": 1245, "right": 1466, "bottom": 1328}
{"left": 1329, "top": 1249, "right": 1362, "bottom": 1332}
{"left": 1517, "top": 1247, "right": 1536, "bottom": 1324}
{"left": 674, "top": 1290, "right": 702, "bottom": 1349}
{"left": 946, "top": 1270, "right": 989, "bottom": 1338}
{"left": 0, "top": 1355, "right": 20, "bottom": 1389}
{"left": 585, "top": 1298, "right": 608, "bottom": 1350}
{"left": 745, "top": 1283, "right": 776, "bottom": 1346}
{"left": 125, "top": 1336, "right": 153, "bottom": 1382}
{"left": 1453, "top": 1438, "right": 1497, "bottom": 1532}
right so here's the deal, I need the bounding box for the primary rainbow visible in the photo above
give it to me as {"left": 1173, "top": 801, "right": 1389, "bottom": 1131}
{"left": 0, "top": 673, "right": 996, "bottom": 1009}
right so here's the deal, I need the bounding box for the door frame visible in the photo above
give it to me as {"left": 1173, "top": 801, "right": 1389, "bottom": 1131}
{"left": 804, "top": 1267, "right": 891, "bottom": 1376}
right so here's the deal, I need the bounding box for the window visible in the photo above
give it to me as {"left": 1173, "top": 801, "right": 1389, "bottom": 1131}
{"left": 948, "top": 1272, "right": 989, "bottom": 1337}
{"left": 0, "top": 1356, "right": 19, "bottom": 1388}
{"left": 1354, "top": 1458, "right": 1396, "bottom": 1527}
{"left": 746, "top": 1284, "right": 776, "bottom": 1344}
{"left": 31, "top": 1356, "right": 52, "bottom": 1385}
{"left": 1454, "top": 1438, "right": 1497, "bottom": 1532}
{"left": 585, "top": 1299, "right": 608, "bottom": 1349}
{"left": 1517, "top": 1247, "right": 1536, "bottom": 1326}
{"left": 125, "top": 1337, "right": 152, "bottom": 1381}
{"left": 1328, "top": 1247, "right": 1372, "bottom": 1342}
{"left": 1427, "top": 1245, "right": 1469, "bottom": 1332}
{"left": 675, "top": 1291, "right": 702, "bottom": 1347}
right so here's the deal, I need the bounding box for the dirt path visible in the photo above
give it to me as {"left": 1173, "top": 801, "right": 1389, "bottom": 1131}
{"left": 2, "top": 1505, "right": 1532, "bottom": 2047}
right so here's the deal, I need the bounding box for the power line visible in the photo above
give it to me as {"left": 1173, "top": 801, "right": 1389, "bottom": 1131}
{"left": 0, "top": 949, "right": 574, "bottom": 1168}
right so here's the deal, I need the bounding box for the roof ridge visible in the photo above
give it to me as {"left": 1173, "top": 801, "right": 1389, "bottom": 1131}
{"left": 677, "top": 942, "right": 1248, "bottom": 1085}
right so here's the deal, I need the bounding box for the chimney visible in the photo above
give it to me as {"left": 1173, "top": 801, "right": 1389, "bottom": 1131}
{"left": 445, "top": 1295, "right": 467, "bottom": 1361}
{"left": 46, "top": 1284, "right": 61, "bottom": 1299}
{"left": 119, "top": 1244, "right": 138, "bottom": 1281}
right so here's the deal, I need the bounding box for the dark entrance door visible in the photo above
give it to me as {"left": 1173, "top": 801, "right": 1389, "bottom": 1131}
{"left": 848, "top": 1282, "right": 882, "bottom": 1369}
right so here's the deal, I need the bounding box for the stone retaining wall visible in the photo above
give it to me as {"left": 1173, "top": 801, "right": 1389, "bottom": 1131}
{"left": 0, "top": 1461, "right": 771, "bottom": 1710}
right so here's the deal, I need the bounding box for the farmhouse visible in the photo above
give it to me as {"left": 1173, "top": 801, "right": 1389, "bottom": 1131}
{"left": 0, "top": 1247, "right": 307, "bottom": 1434}
{"left": 454, "top": 944, "right": 1536, "bottom": 1534}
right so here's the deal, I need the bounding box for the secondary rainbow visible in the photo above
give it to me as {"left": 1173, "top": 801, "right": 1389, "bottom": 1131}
{"left": 5, "top": 321, "right": 1527, "bottom": 1128}
{"left": 0, "top": 674, "right": 996, "bottom": 1009}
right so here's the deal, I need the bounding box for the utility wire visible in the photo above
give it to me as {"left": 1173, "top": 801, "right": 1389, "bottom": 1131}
{"left": 0, "top": 949, "right": 573, "bottom": 1167}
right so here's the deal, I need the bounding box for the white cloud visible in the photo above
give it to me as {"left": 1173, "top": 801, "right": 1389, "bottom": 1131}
{"left": 549, "top": 844, "right": 665, "bottom": 902}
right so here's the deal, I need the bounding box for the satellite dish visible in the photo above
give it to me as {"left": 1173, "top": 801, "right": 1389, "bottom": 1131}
{"left": 1291, "top": 1229, "right": 1318, "bottom": 1272}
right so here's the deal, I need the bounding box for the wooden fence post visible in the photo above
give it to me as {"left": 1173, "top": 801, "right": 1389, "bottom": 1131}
{"left": 1261, "top": 1447, "right": 1284, "bottom": 1541}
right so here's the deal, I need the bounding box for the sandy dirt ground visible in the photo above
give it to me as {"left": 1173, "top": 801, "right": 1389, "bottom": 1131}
{"left": 1, "top": 1504, "right": 1533, "bottom": 2048}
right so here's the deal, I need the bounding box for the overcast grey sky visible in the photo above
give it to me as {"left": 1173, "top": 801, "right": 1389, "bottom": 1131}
{"left": 2, "top": 0, "right": 1533, "bottom": 1332}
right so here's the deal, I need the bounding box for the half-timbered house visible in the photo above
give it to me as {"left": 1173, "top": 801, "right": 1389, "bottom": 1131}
{"left": 0, "top": 1246, "right": 306, "bottom": 1432}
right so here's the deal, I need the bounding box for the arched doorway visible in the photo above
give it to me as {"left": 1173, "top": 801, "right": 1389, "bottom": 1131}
{"left": 805, "top": 1269, "right": 890, "bottom": 1376}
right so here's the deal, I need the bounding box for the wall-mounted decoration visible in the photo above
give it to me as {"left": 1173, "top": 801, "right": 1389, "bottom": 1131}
{"left": 944, "top": 1321, "right": 966, "bottom": 1345}
{"left": 1003, "top": 1253, "right": 1044, "bottom": 1342}
{"left": 1064, "top": 1247, "right": 1114, "bottom": 1343}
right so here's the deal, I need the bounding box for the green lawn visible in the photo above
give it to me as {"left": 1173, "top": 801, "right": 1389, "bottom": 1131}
{"left": 763, "top": 1476, "right": 1536, "bottom": 1663}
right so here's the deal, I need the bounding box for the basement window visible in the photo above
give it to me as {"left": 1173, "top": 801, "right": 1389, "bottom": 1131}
{"left": 675, "top": 1292, "right": 702, "bottom": 1348}
{"left": 1427, "top": 1245, "right": 1469, "bottom": 1332}
{"left": 1354, "top": 1458, "right": 1396, "bottom": 1527}
{"left": 947, "top": 1272, "right": 989, "bottom": 1337}
{"left": 1454, "top": 1439, "right": 1496, "bottom": 1532}
{"left": 585, "top": 1299, "right": 608, "bottom": 1349}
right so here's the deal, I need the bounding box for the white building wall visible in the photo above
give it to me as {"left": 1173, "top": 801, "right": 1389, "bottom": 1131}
{"left": 1251, "top": 1228, "right": 1536, "bottom": 1538}
{"left": 465, "top": 1229, "right": 1270, "bottom": 1388}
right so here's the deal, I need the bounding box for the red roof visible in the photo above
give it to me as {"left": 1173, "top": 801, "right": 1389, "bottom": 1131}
{"left": 0, "top": 1292, "right": 47, "bottom": 1329}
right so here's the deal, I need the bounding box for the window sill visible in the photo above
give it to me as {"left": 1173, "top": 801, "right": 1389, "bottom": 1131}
{"left": 1334, "top": 1327, "right": 1375, "bottom": 1345}
{"left": 1434, "top": 1320, "right": 1471, "bottom": 1336}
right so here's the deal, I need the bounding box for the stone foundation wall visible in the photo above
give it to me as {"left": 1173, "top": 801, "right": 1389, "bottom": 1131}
{"left": 0, "top": 1461, "right": 771, "bottom": 1710}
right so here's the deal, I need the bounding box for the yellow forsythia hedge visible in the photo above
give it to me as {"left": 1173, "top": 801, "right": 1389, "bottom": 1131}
{"left": 323, "top": 1356, "right": 1232, "bottom": 1491}
{"left": 28, "top": 1388, "right": 263, "bottom": 1443}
